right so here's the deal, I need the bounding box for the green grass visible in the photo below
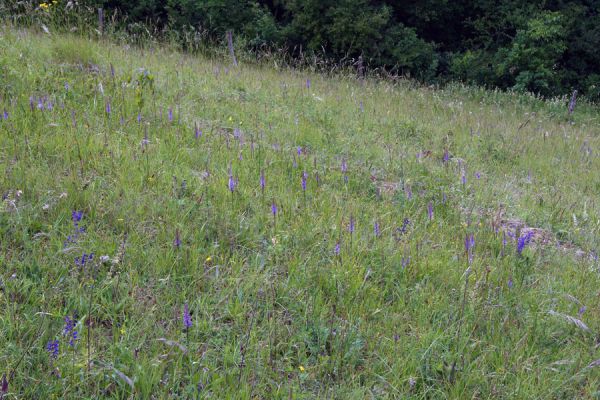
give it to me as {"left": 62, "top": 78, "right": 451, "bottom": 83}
{"left": 1, "top": 29, "right": 600, "bottom": 399}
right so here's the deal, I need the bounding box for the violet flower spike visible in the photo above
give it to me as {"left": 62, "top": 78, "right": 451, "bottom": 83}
{"left": 174, "top": 229, "right": 181, "bottom": 248}
{"left": 168, "top": 107, "right": 173, "bottom": 122}
{"left": 349, "top": 216, "right": 355, "bottom": 234}
{"left": 517, "top": 231, "right": 533, "bottom": 255}
{"left": 427, "top": 202, "right": 433, "bottom": 221}
{"left": 334, "top": 241, "right": 341, "bottom": 256}
{"left": 374, "top": 222, "right": 381, "bottom": 238}
{"left": 260, "top": 171, "right": 265, "bottom": 192}
{"left": 301, "top": 173, "right": 307, "bottom": 191}
{"left": 46, "top": 340, "right": 59, "bottom": 359}
{"left": 228, "top": 175, "right": 236, "bottom": 193}
{"left": 183, "top": 302, "right": 192, "bottom": 329}
{"left": 401, "top": 256, "right": 410, "bottom": 269}
{"left": 271, "top": 202, "right": 277, "bottom": 217}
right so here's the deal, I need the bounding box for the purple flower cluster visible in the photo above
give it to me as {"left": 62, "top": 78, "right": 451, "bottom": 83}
{"left": 374, "top": 221, "right": 381, "bottom": 238}
{"left": 64, "top": 210, "right": 85, "bottom": 248}
{"left": 74, "top": 252, "right": 94, "bottom": 269}
{"left": 46, "top": 339, "right": 59, "bottom": 359}
{"left": 517, "top": 231, "right": 534, "bottom": 255}
{"left": 30, "top": 95, "right": 54, "bottom": 112}
{"left": 465, "top": 233, "right": 475, "bottom": 264}
{"left": 64, "top": 316, "right": 78, "bottom": 347}
{"left": 183, "top": 302, "right": 192, "bottom": 329}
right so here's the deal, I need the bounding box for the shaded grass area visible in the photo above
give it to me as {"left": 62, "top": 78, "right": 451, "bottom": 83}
{"left": 1, "top": 30, "right": 600, "bottom": 399}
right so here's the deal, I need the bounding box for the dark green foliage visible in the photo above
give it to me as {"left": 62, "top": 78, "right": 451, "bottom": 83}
{"left": 11, "top": 0, "right": 600, "bottom": 100}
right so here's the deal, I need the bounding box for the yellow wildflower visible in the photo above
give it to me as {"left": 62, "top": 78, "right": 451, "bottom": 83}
{"left": 205, "top": 256, "right": 212, "bottom": 263}
{"left": 299, "top": 365, "right": 305, "bottom": 372}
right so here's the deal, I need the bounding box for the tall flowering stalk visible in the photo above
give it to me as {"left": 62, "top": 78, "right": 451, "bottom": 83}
{"left": 301, "top": 171, "right": 307, "bottom": 202}
{"left": 517, "top": 231, "right": 533, "bottom": 255}
{"left": 348, "top": 215, "right": 355, "bottom": 249}
{"left": 465, "top": 233, "right": 475, "bottom": 265}
{"left": 341, "top": 159, "right": 348, "bottom": 184}
{"left": 271, "top": 201, "right": 278, "bottom": 231}
{"left": 174, "top": 229, "right": 181, "bottom": 249}
{"left": 183, "top": 302, "right": 192, "bottom": 344}
{"left": 228, "top": 170, "right": 237, "bottom": 210}
{"left": 427, "top": 202, "right": 434, "bottom": 222}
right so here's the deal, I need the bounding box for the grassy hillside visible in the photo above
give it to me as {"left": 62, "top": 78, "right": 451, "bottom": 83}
{"left": 1, "top": 28, "right": 600, "bottom": 399}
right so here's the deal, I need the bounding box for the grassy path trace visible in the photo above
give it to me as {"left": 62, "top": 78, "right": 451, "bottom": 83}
{"left": 1, "top": 28, "right": 600, "bottom": 398}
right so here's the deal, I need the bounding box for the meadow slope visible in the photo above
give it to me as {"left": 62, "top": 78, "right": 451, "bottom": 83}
{"left": 1, "top": 28, "right": 600, "bottom": 399}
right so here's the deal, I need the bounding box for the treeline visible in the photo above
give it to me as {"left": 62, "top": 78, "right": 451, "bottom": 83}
{"left": 10, "top": 0, "right": 600, "bottom": 100}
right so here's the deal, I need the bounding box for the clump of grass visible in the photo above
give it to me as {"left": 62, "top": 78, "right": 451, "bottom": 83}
{"left": 51, "top": 36, "right": 98, "bottom": 67}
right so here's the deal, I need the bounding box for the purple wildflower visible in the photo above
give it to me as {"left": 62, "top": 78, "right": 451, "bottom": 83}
{"left": 374, "top": 221, "right": 381, "bottom": 238}
{"left": 401, "top": 256, "right": 410, "bottom": 269}
{"left": 306, "top": 78, "right": 311, "bottom": 89}
{"left": 443, "top": 149, "right": 449, "bottom": 163}
{"left": 2, "top": 110, "right": 7, "bottom": 120}
{"left": 228, "top": 175, "right": 236, "bottom": 193}
{"left": 359, "top": 101, "right": 364, "bottom": 113}
{"left": 46, "top": 340, "right": 59, "bottom": 359}
{"left": 260, "top": 171, "right": 265, "bottom": 192}
{"left": 271, "top": 202, "right": 277, "bottom": 217}
{"left": 69, "top": 330, "right": 78, "bottom": 347}
{"left": 465, "top": 233, "right": 475, "bottom": 264}
{"left": 475, "top": 171, "right": 481, "bottom": 179}
{"left": 183, "top": 302, "right": 192, "bottom": 329}
{"left": 168, "top": 107, "right": 173, "bottom": 122}
{"left": 105, "top": 101, "right": 111, "bottom": 115}
{"left": 64, "top": 316, "right": 75, "bottom": 336}
{"left": 517, "top": 231, "right": 533, "bottom": 255}
{"left": 349, "top": 216, "right": 355, "bottom": 234}
{"left": 72, "top": 210, "right": 83, "bottom": 224}
{"left": 174, "top": 229, "right": 181, "bottom": 248}
{"left": 65, "top": 82, "right": 70, "bottom": 91}
{"left": 297, "top": 146, "right": 302, "bottom": 156}
{"left": 301, "top": 172, "right": 307, "bottom": 191}
{"left": 461, "top": 173, "right": 466, "bottom": 186}
{"left": 75, "top": 252, "right": 94, "bottom": 268}
{"left": 578, "top": 306, "right": 586, "bottom": 316}
{"left": 427, "top": 202, "right": 433, "bottom": 221}
{"left": 341, "top": 159, "right": 347, "bottom": 174}
{"left": 195, "top": 124, "right": 202, "bottom": 139}
{"left": 507, "top": 278, "right": 513, "bottom": 289}
{"left": 137, "top": 113, "right": 142, "bottom": 123}
{"left": 334, "top": 241, "right": 341, "bottom": 256}
{"left": 405, "top": 185, "right": 412, "bottom": 200}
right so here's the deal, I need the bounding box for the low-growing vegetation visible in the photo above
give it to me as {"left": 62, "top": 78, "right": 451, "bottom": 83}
{"left": 1, "top": 27, "right": 599, "bottom": 399}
